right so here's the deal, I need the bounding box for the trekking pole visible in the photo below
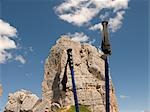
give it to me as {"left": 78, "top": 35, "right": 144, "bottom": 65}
{"left": 101, "top": 21, "right": 112, "bottom": 112}
{"left": 105, "top": 57, "right": 110, "bottom": 112}
{"left": 67, "top": 49, "right": 80, "bottom": 112}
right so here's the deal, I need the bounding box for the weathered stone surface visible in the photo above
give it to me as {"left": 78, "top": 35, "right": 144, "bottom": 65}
{"left": 0, "top": 84, "right": 3, "bottom": 96}
{"left": 4, "top": 36, "right": 119, "bottom": 112}
{"left": 42, "top": 37, "right": 119, "bottom": 112}
{"left": 32, "top": 99, "right": 51, "bottom": 112}
{"left": 4, "top": 89, "right": 39, "bottom": 112}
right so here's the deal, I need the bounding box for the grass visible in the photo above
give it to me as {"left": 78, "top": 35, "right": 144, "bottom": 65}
{"left": 67, "top": 105, "right": 91, "bottom": 112}
{"left": 55, "top": 105, "right": 91, "bottom": 112}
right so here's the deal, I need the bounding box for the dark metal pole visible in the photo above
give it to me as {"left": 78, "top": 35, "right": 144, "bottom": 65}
{"left": 101, "top": 21, "right": 111, "bottom": 55}
{"left": 67, "top": 49, "right": 80, "bottom": 112}
{"left": 105, "top": 57, "right": 110, "bottom": 112}
{"left": 101, "top": 21, "right": 111, "bottom": 112}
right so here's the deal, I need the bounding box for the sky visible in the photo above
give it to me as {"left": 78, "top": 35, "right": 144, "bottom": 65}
{"left": 0, "top": 0, "right": 149, "bottom": 112}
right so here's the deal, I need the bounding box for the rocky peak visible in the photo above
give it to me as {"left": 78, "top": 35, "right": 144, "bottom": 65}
{"left": 4, "top": 37, "right": 119, "bottom": 112}
{"left": 42, "top": 36, "right": 119, "bottom": 112}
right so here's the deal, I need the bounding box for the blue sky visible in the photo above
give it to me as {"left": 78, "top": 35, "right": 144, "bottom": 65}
{"left": 0, "top": 0, "right": 149, "bottom": 111}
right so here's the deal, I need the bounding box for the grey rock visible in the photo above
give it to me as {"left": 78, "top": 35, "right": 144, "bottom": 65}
{"left": 42, "top": 37, "right": 119, "bottom": 112}
{"left": 4, "top": 90, "right": 39, "bottom": 112}
{"left": 4, "top": 36, "right": 119, "bottom": 112}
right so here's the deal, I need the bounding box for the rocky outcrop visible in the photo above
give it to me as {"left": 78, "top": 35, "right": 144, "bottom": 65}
{"left": 4, "top": 36, "right": 119, "bottom": 112}
{"left": 4, "top": 90, "right": 39, "bottom": 112}
{"left": 0, "top": 84, "right": 2, "bottom": 96}
{"left": 42, "top": 37, "right": 119, "bottom": 112}
{"left": 32, "top": 99, "right": 51, "bottom": 112}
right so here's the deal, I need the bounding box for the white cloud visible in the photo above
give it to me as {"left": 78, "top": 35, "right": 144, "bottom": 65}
{"left": 55, "top": 0, "right": 129, "bottom": 31}
{"left": 99, "top": 12, "right": 110, "bottom": 20}
{"left": 109, "top": 0, "right": 129, "bottom": 12}
{"left": 0, "top": 19, "right": 17, "bottom": 37}
{"left": 66, "top": 32, "right": 90, "bottom": 43}
{"left": 0, "top": 19, "right": 26, "bottom": 64}
{"left": 109, "top": 11, "right": 125, "bottom": 32}
{"left": 89, "top": 22, "right": 103, "bottom": 31}
{"left": 58, "top": 7, "right": 98, "bottom": 26}
{"left": 0, "top": 19, "right": 17, "bottom": 63}
{"left": 0, "top": 50, "right": 12, "bottom": 63}
{"left": 64, "top": 32, "right": 96, "bottom": 44}
{"left": 90, "top": 10, "right": 125, "bottom": 32}
{"left": 15, "top": 55, "right": 26, "bottom": 64}
{"left": 0, "top": 36, "right": 16, "bottom": 50}
{"left": 120, "top": 95, "right": 129, "bottom": 99}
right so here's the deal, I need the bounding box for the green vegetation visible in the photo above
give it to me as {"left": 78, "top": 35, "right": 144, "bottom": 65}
{"left": 67, "top": 105, "right": 91, "bottom": 112}
{"left": 52, "top": 105, "right": 91, "bottom": 112}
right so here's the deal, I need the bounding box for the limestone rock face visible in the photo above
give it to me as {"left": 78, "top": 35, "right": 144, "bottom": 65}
{"left": 4, "top": 89, "right": 39, "bottom": 112}
{"left": 42, "top": 37, "right": 119, "bottom": 112}
{"left": 32, "top": 99, "right": 51, "bottom": 112}
{"left": 0, "top": 84, "right": 3, "bottom": 96}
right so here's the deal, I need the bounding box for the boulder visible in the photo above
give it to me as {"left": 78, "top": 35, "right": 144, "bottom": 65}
{"left": 4, "top": 89, "right": 39, "bottom": 112}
